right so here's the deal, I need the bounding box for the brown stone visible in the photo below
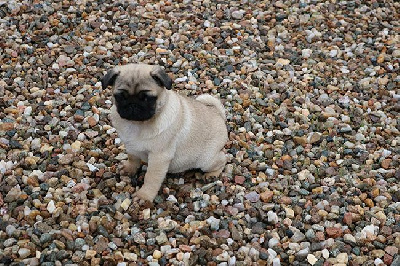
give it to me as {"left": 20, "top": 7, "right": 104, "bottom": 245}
{"left": 216, "top": 10, "right": 224, "bottom": 19}
{"left": 74, "top": 115, "right": 84, "bottom": 122}
{"left": 85, "top": 250, "right": 97, "bottom": 259}
{"left": 383, "top": 254, "right": 393, "bottom": 265}
{"left": 316, "top": 231, "right": 325, "bottom": 241}
{"left": 179, "top": 245, "right": 192, "bottom": 252}
{"left": 384, "top": 246, "right": 398, "bottom": 256}
{"left": 94, "top": 237, "right": 109, "bottom": 253}
{"left": 212, "top": 229, "right": 230, "bottom": 239}
{"left": 0, "top": 122, "right": 15, "bottom": 131}
{"left": 87, "top": 117, "right": 97, "bottom": 127}
{"left": 211, "top": 248, "right": 223, "bottom": 257}
{"left": 27, "top": 176, "right": 39, "bottom": 187}
{"left": 260, "top": 190, "right": 273, "bottom": 203}
{"left": 364, "top": 198, "right": 374, "bottom": 208}
{"left": 381, "top": 226, "right": 392, "bottom": 236}
{"left": 257, "top": 260, "right": 268, "bottom": 265}
{"left": 293, "top": 136, "right": 307, "bottom": 146}
{"left": 326, "top": 227, "right": 343, "bottom": 238}
{"left": 371, "top": 249, "right": 385, "bottom": 258}
{"left": 275, "top": 159, "right": 284, "bottom": 168}
{"left": 234, "top": 175, "right": 245, "bottom": 185}
{"left": 381, "top": 159, "right": 391, "bottom": 169}
{"left": 343, "top": 213, "right": 353, "bottom": 225}
{"left": 90, "top": 258, "right": 101, "bottom": 266}
{"left": 60, "top": 229, "right": 74, "bottom": 241}
{"left": 7, "top": 107, "right": 21, "bottom": 114}
{"left": 19, "top": 194, "right": 29, "bottom": 201}
{"left": 377, "top": 53, "right": 385, "bottom": 64}
{"left": 279, "top": 196, "right": 292, "bottom": 205}
{"left": 371, "top": 188, "right": 380, "bottom": 198}
{"left": 308, "top": 132, "right": 322, "bottom": 144}
{"left": 312, "top": 187, "right": 323, "bottom": 194}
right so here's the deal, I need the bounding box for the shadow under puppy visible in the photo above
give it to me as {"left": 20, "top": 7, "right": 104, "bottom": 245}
{"left": 102, "top": 64, "right": 228, "bottom": 202}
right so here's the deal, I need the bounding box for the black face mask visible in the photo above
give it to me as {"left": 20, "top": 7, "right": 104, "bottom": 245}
{"left": 114, "top": 90, "right": 157, "bottom": 121}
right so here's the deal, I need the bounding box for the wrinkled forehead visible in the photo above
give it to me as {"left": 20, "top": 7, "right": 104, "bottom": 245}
{"left": 113, "top": 65, "right": 159, "bottom": 96}
{"left": 117, "top": 66, "right": 150, "bottom": 84}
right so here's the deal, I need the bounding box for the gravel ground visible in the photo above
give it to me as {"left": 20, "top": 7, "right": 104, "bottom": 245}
{"left": 1, "top": 0, "right": 399, "bottom": 265}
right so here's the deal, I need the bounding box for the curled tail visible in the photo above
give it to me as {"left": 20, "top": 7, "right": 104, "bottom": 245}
{"left": 196, "top": 94, "right": 226, "bottom": 120}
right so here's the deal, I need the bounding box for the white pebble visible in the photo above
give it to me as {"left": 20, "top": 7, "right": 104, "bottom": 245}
{"left": 86, "top": 163, "right": 98, "bottom": 172}
{"left": 302, "top": 49, "right": 312, "bottom": 58}
{"left": 228, "top": 256, "right": 236, "bottom": 266}
{"left": 268, "top": 237, "right": 279, "bottom": 248}
{"left": 267, "top": 211, "right": 279, "bottom": 224}
{"left": 59, "top": 131, "right": 68, "bottom": 138}
{"left": 206, "top": 216, "right": 220, "bottom": 231}
{"left": 47, "top": 200, "right": 56, "bottom": 214}
{"left": 166, "top": 195, "right": 178, "bottom": 203}
{"left": 307, "top": 254, "right": 318, "bottom": 265}
{"left": 322, "top": 248, "right": 329, "bottom": 259}
{"left": 24, "top": 106, "right": 32, "bottom": 116}
{"left": 268, "top": 248, "right": 277, "bottom": 259}
{"left": 143, "top": 208, "right": 151, "bottom": 220}
{"left": 272, "top": 258, "right": 281, "bottom": 266}
{"left": 329, "top": 50, "right": 338, "bottom": 57}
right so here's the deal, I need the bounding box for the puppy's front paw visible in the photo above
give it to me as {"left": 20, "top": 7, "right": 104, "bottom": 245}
{"left": 133, "top": 187, "right": 157, "bottom": 203}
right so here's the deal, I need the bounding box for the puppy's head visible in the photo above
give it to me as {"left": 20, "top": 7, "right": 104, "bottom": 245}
{"left": 102, "top": 64, "right": 172, "bottom": 121}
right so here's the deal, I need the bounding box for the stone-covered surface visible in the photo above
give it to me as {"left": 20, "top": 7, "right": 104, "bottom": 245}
{"left": 0, "top": 0, "right": 399, "bottom": 265}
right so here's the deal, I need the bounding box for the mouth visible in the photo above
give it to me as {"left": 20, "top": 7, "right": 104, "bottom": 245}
{"left": 114, "top": 91, "right": 157, "bottom": 121}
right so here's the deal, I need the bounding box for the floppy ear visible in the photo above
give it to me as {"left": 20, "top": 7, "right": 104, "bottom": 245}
{"left": 151, "top": 66, "right": 172, "bottom": 90}
{"left": 102, "top": 68, "right": 120, "bottom": 90}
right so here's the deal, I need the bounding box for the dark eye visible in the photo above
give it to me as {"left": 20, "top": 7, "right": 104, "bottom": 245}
{"left": 114, "top": 89, "right": 129, "bottom": 99}
{"left": 137, "top": 91, "right": 150, "bottom": 101}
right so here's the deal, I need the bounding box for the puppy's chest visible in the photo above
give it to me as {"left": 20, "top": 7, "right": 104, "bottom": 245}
{"left": 116, "top": 124, "right": 154, "bottom": 151}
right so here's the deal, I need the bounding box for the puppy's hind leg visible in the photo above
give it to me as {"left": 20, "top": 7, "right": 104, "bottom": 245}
{"left": 120, "top": 154, "right": 141, "bottom": 176}
{"left": 202, "top": 151, "right": 227, "bottom": 179}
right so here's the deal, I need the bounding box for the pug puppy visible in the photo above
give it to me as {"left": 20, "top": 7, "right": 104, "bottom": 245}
{"left": 102, "top": 64, "right": 228, "bottom": 202}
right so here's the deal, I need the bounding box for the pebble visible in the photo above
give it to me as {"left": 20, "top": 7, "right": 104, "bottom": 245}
{"left": 260, "top": 190, "right": 274, "bottom": 202}
{"left": 156, "top": 232, "right": 168, "bottom": 245}
{"left": 18, "top": 248, "right": 31, "bottom": 259}
{"left": 124, "top": 252, "right": 138, "bottom": 261}
{"left": 272, "top": 258, "right": 281, "bottom": 266}
{"left": 120, "top": 198, "right": 131, "bottom": 211}
{"left": 291, "top": 230, "right": 306, "bottom": 243}
{"left": 206, "top": 216, "right": 220, "bottom": 231}
{"left": 336, "top": 253, "right": 348, "bottom": 264}
{"left": 307, "top": 254, "right": 317, "bottom": 265}
{"left": 245, "top": 191, "right": 260, "bottom": 202}
{"left": 285, "top": 208, "right": 295, "bottom": 219}
{"left": 322, "top": 249, "right": 330, "bottom": 259}
{"left": 143, "top": 208, "right": 151, "bottom": 220}
{"left": 47, "top": 200, "right": 56, "bottom": 214}
{"left": 344, "top": 234, "right": 356, "bottom": 245}
{"left": 153, "top": 250, "right": 162, "bottom": 259}
{"left": 231, "top": 10, "right": 244, "bottom": 20}
{"left": 326, "top": 227, "right": 343, "bottom": 238}
{"left": 267, "top": 211, "right": 279, "bottom": 224}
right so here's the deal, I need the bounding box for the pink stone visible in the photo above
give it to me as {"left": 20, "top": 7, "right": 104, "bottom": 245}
{"left": 234, "top": 175, "right": 245, "bottom": 184}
